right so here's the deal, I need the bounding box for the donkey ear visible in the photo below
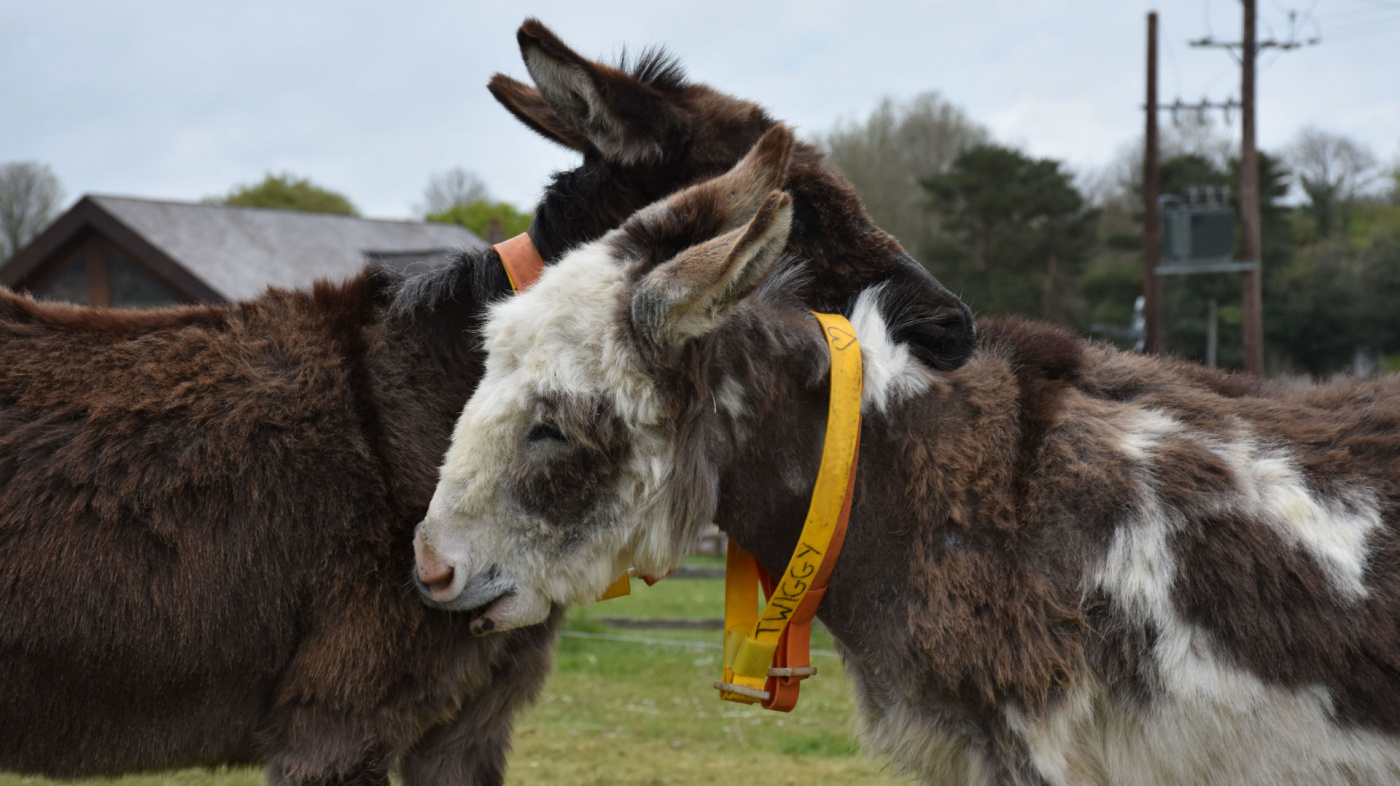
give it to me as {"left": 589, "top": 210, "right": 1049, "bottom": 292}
{"left": 632, "top": 191, "right": 794, "bottom": 347}
{"left": 487, "top": 74, "right": 591, "bottom": 152}
{"left": 515, "top": 18, "right": 677, "bottom": 165}
{"left": 696, "top": 124, "right": 795, "bottom": 229}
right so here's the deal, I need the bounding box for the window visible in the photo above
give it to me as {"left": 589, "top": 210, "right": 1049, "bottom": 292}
{"left": 109, "top": 251, "right": 179, "bottom": 308}
{"left": 34, "top": 252, "right": 89, "bottom": 305}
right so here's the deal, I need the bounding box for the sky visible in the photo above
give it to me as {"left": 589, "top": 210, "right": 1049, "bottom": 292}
{"left": 3, "top": 0, "right": 1398, "bottom": 220}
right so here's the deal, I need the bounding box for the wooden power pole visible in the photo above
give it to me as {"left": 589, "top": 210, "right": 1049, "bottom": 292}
{"left": 1179, "top": 2, "right": 1313, "bottom": 373}
{"left": 1239, "top": 0, "right": 1265, "bottom": 375}
{"left": 1142, "top": 12, "right": 1164, "bottom": 355}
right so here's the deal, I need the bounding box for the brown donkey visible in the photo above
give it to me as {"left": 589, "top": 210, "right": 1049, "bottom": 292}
{"left": 419, "top": 139, "right": 1400, "bottom": 784}
{"left": 489, "top": 19, "right": 974, "bottom": 372}
{"left": 2, "top": 21, "right": 971, "bottom": 786}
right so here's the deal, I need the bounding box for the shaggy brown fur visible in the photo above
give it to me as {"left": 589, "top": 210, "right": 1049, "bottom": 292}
{"left": 418, "top": 116, "right": 1400, "bottom": 781}
{"left": 0, "top": 40, "right": 733, "bottom": 778}
{"left": 678, "top": 307, "right": 1400, "bottom": 783}
{"left": 0, "top": 268, "right": 564, "bottom": 784}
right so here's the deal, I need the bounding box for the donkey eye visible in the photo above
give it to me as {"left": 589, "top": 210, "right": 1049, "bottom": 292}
{"left": 527, "top": 422, "right": 568, "bottom": 444}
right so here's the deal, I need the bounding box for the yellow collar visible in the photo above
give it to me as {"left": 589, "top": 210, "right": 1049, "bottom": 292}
{"left": 715, "top": 310, "right": 863, "bottom": 711}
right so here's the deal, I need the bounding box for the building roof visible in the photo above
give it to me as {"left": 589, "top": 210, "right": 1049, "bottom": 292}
{"left": 0, "top": 195, "right": 486, "bottom": 303}
{"left": 87, "top": 196, "right": 485, "bottom": 301}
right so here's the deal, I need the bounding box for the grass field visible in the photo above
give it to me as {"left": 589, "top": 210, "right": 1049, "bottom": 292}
{"left": 1, "top": 576, "right": 906, "bottom": 786}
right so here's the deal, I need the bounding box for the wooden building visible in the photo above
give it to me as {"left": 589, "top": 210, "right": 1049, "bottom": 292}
{"left": 0, "top": 195, "right": 485, "bottom": 307}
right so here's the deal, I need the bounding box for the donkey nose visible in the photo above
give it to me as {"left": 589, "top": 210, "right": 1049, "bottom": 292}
{"left": 413, "top": 526, "right": 456, "bottom": 598}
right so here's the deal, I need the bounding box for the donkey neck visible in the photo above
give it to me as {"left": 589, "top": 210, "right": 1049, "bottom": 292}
{"left": 779, "top": 145, "right": 905, "bottom": 305}
{"left": 692, "top": 306, "right": 894, "bottom": 644}
{"left": 707, "top": 316, "right": 1109, "bottom": 722}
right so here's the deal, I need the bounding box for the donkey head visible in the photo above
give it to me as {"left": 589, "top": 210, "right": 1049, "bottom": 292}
{"left": 494, "top": 19, "right": 776, "bottom": 263}
{"left": 496, "top": 19, "right": 975, "bottom": 373}
{"left": 413, "top": 127, "right": 802, "bottom": 632}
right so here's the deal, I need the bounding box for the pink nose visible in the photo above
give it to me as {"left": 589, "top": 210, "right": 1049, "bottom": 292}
{"left": 414, "top": 533, "right": 456, "bottom": 598}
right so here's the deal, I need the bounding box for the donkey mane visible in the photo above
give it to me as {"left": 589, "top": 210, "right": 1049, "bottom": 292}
{"left": 617, "top": 45, "right": 689, "bottom": 91}
{"left": 382, "top": 248, "right": 513, "bottom": 319}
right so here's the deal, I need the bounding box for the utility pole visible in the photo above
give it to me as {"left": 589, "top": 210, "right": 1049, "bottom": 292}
{"left": 1239, "top": 0, "right": 1264, "bottom": 375}
{"left": 1143, "top": 11, "right": 1163, "bottom": 355}
{"left": 1188, "top": 1, "right": 1316, "bottom": 375}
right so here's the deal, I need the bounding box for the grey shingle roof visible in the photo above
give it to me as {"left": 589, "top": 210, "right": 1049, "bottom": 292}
{"left": 90, "top": 195, "right": 485, "bottom": 301}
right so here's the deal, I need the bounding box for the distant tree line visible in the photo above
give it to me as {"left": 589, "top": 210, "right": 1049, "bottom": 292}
{"left": 221, "top": 173, "right": 359, "bottom": 216}
{"left": 826, "top": 93, "right": 1400, "bottom": 377}
{"left": 7, "top": 97, "right": 1397, "bottom": 378}
{"left": 214, "top": 167, "right": 535, "bottom": 242}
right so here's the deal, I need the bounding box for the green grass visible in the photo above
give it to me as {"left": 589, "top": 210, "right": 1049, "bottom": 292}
{"left": 509, "top": 632, "right": 903, "bottom": 785}
{"left": 0, "top": 578, "right": 905, "bottom": 786}
{"left": 572, "top": 576, "right": 727, "bottom": 623}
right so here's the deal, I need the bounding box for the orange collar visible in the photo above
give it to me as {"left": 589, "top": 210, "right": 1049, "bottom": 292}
{"left": 494, "top": 233, "right": 545, "bottom": 293}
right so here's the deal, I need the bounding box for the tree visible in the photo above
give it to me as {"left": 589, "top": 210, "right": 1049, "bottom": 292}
{"left": 922, "top": 144, "right": 1098, "bottom": 324}
{"left": 1389, "top": 156, "right": 1400, "bottom": 207}
{"left": 1270, "top": 226, "right": 1400, "bottom": 375}
{"left": 223, "top": 173, "right": 357, "bottom": 215}
{"left": 1089, "top": 115, "right": 1235, "bottom": 206}
{"left": 418, "top": 167, "right": 490, "bottom": 217}
{"left": 825, "top": 93, "right": 988, "bottom": 258}
{"left": 1286, "top": 127, "right": 1379, "bottom": 239}
{"left": 427, "top": 200, "right": 532, "bottom": 243}
{"left": 0, "top": 162, "right": 65, "bottom": 261}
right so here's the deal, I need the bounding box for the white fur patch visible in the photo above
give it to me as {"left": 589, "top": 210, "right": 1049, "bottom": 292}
{"left": 1008, "top": 675, "right": 1400, "bottom": 785}
{"left": 1211, "top": 440, "right": 1380, "bottom": 601}
{"left": 858, "top": 700, "right": 994, "bottom": 785}
{"left": 1009, "top": 407, "right": 1400, "bottom": 785}
{"left": 1112, "top": 409, "right": 1380, "bottom": 601}
{"left": 837, "top": 635, "right": 995, "bottom": 784}
{"left": 849, "top": 286, "right": 933, "bottom": 415}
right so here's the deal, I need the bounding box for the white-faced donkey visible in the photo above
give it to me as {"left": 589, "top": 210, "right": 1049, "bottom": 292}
{"left": 414, "top": 132, "right": 1400, "bottom": 784}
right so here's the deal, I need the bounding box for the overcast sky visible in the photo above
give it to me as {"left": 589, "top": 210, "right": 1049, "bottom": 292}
{"left": 3, "top": 1, "right": 1397, "bottom": 219}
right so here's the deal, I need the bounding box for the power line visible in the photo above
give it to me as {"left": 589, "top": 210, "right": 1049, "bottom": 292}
{"left": 1315, "top": 9, "right": 1400, "bottom": 40}
{"left": 1162, "top": 16, "right": 1186, "bottom": 98}
{"left": 1318, "top": 7, "right": 1400, "bottom": 27}
{"left": 1344, "top": 0, "right": 1400, "bottom": 10}
{"left": 1318, "top": 10, "right": 1400, "bottom": 30}
{"left": 1190, "top": 3, "right": 1324, "bottom": 52}
{"left": 1318, "top": 19, "right": 1400, "bottom": 39}
{"left": 1299, "top": 0, "right": 1322, "bottom": 37}
{"left": 1312, "top": 3, "right": 1400, "bottom": 28}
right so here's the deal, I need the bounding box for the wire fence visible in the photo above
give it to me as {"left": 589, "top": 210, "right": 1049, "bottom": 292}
{"left": 559, "top": 629, "right": 840, "bottom": 659}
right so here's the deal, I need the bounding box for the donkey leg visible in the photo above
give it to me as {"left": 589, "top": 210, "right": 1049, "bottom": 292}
{"left": 401, "top": 619, "right": 559, "bottom": 786}
{"left": 261, "top": 711, "right": 395, "bottom": 786}
{"left": 398, "top": 711, "right": 512, "bottom": 786}
{"left": 266, "top": 753, "right": 392, "bottom": 786}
